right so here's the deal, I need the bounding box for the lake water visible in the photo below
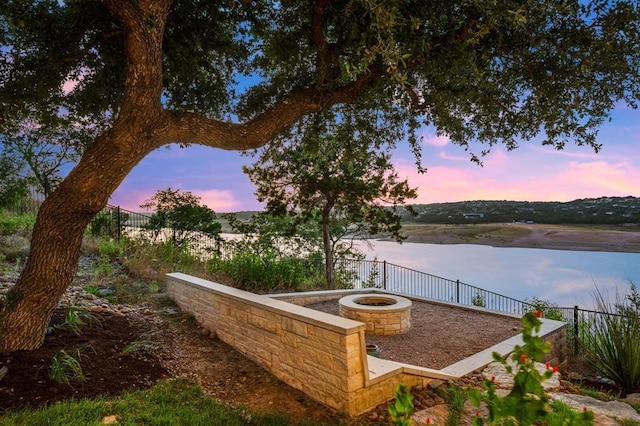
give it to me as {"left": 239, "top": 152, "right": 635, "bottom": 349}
{"left": 356, "top": 240, "right": 640, "bottom": 309}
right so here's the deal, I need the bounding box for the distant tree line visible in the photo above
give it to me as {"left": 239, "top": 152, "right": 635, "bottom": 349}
{"left": 403, "top": 197, "right": 640, "bottom": 225}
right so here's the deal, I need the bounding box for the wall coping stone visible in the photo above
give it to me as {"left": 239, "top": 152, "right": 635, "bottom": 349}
{"left": 167, "top": 272, "right": 366, "bottom": 334}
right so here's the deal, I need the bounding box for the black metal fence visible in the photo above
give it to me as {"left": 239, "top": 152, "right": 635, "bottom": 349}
{"left": 555, "top": 306, "right": 626, "bottom": 357}
{"left": 337, "top": 258, "right": 536, "bottom": 315}
{"left": 87, "top": 204, "right": 237, "bottom": 260}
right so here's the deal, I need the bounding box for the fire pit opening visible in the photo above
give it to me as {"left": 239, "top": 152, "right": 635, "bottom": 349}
{"left": 353, "top": 296, "right": 397, "bottom": 307}
{"left": 339, "top": 294, "right": 412, "bottom": 335}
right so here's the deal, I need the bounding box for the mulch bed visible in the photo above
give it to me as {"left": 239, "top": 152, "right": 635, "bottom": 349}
{"left": 0, "top": 310, "right": 168, "bottom": 412}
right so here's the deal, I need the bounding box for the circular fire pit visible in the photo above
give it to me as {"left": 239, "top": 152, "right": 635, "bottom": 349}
{"left": 338, "top": 294, "right": 412, "bottom": 335}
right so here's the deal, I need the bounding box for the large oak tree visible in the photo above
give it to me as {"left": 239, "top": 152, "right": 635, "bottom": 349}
{"left": 0, "top": 0, "right": 638, "bottom": 352}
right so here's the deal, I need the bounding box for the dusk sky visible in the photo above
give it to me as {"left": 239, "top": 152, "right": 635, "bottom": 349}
{"left": 109, "top": 101, "right": 640, "bottom": 213}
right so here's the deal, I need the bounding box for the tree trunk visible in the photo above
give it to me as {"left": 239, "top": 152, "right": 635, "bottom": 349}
{"left": 0, "top": 129, "right": 156, "bottom": 352}
{"left": 321, "top": 208, "right": 334, "bottom": 289}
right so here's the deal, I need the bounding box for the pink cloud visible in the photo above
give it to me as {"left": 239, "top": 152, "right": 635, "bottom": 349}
{"left": 394, "top": 155, "right": 640, "bottom": 204}
{"left": 196, "top": 189, "right": 245, "bottom": 212}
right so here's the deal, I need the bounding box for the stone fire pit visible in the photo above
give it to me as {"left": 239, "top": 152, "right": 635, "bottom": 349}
{"left": 338, "top": 294, "right": 412, "bottom": 335}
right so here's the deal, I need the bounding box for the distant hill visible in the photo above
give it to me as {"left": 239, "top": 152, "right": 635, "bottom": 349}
{"left": 398, "top": 196, "right": 640, "bottom": 225}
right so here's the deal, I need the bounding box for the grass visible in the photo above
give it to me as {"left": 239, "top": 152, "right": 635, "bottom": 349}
{"left": 54, "top": 306, "right": 103, "bottom": 335}
{"left": 49, "top": 349, "right": 86, "bottom": 385}
{"left": 0, "top": 379, "right": 298, "bottom": 426}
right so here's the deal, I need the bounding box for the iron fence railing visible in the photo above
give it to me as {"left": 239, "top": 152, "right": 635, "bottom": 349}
{"left": 337, "top": 259, "right": 536, "bottom": 315}
{"left": 555, "top": 306, "right": 637, "bottom": 357}
{"left": 88, "top": 204, "right": 238, "bottom": 261}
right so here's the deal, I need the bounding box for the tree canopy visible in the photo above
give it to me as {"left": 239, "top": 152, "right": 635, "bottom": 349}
{"left": 0, "top": 0, "right": 639, "bottom": 351}
{"left": 141, "top": 188, "right": 221, "bottom": 247}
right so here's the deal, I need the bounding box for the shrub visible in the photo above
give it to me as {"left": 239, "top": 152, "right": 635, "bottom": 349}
{"left": 49, "top": 349, "right": 86, "bottom": 385}
{"left": 98, "top": 237, "right": 123, "bottom": 262}
{"left": 524, "top": 296, "right": 564, "bottom": 321}
{"left": 208, "top": 252, "right": 325, "bottom": 292}
{"left": 0, "top": 212, "right": 36, "bottom": 236}
{"left": 586, "top": 288, "right": 640, "bottom": 393}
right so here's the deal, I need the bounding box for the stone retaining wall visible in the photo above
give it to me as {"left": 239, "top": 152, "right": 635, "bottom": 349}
{"left": 165, "top": 273, "right": 441, "bottom": 416}
{"left": 165, "top": 273, "right": 567, "bottom": 416}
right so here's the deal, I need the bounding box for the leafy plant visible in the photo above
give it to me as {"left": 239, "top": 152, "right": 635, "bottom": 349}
{"left": 122, "top": 340, "right": 154, "bottom": 356}
{"left": 83, "top": 285, "right": 100, "bottom": 296}
{"left": 49, "top": 349, "right": 86, "bottom": 385}
{"left": 472, "top": 292, "right": 486, "bottom": 307}
{"left": 0, "top": 212, "right": 36, "bottom": 236}
{"left": 388, "top": 384, "right": 414, "bottom": 425}
{"left": 468, "top": 311, "right": 594, "bottom": 425}
{"left": 98, "top": 237, "right": 123, "bottom": 262}
{"left": 93, "top": 256, "right": 114, "bottom": 279}
{"left": 524, "top": 296, "right": 564, "bottom": 321}
{"left": 587, "top": 288, "right": 640, "bottom": 393}
{"left": 55, "top": 306, "right": 103, "bottom": 335}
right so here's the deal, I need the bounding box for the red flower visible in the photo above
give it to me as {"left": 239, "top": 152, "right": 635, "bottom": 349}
{"left": 491, "top": 375, "right": 496, "bottom": 382}
{"left": 520, "top": 354, "right": 527, "bottom": 363}
{"left": 535, "top": 310, "right": 542, "bottom": 317}
{"left": 553, "top": 366, "right": 559, "bottom": 373}
{"left": 426, "top": 418, "right": 431, "bottom": 424}
{"left": 545, "top": 362, "right": 550, "bottom": 369}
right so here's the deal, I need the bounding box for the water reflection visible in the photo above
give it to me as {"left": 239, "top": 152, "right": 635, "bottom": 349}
{"left": 356, "top": 241, "right": 640, "bottom": 309}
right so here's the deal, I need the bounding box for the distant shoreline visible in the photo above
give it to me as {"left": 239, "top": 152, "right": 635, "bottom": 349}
{"left": 397, "top": 223, "right": 640, "bottom": 254}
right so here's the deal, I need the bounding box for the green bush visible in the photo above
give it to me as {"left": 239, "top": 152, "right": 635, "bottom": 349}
{"left": 0, "top": 212, "right": 36, "bottom": 236}
{"left": 98, "top": 238, "right": 123, "bottom": 262}
{"left": 587, "top": 289, "right": 640, "bottom": 393}
{"left": 208, "top": 253, "right": 324, "bottom": 292}
{"left": 524, "top": 296, "right": 564, "bottom": 321}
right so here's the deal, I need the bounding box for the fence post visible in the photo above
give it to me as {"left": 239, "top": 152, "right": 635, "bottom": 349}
{"left": 456, "top": 280, "right": 460, "bottom": 304}
{"left": 383, "top": 260, "right": 387, "bottom": 290}
{"left": 116, "top": 206, "right": 121, "bottom": 242}
{"left": 573, "top": 305, "right": 579, "bottom": 355}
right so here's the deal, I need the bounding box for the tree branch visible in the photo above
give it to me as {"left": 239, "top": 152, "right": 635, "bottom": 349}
{"left": 163, "top": 70, "right": 380, "bottom": 150}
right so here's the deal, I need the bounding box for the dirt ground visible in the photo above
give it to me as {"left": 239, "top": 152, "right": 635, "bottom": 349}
{"left": 0, "top": 297, "right": 516, "bottom": 425}
{"left": 400, "top": 223, "right": 640, "bottom": 253}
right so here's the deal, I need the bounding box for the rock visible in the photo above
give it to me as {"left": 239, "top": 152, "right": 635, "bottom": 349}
{"left": 411, "top": 404, "right": 449, "bottom": 425}
{"left": 550, "top": 393, "right": 640, "bottom": 424}
{"left": 621, "top": 393, "right": 640, "bottom": 406}
{"left": 201, "top": 328, "right": 211, "bottom": 337}
{"left": 0, "top": 366, "right": 8, "bottom": 382}
{"left": 90, "top": 305, "right": 105, "bottom": 313}
{"left": 98, "top": 288, "right": 115, "bottom": 296}
{"left": 143, "top": 308, "right": 153, "bottom": 315}
{"left": 164, "top": 306, "right": 180, "bottom": 315}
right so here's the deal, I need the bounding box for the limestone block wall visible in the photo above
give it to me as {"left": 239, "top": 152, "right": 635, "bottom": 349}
{"left": 541, "top": 325, "right": 568, "bottom": 369}
{"left": 165, "top": 273, "right": 435, "bottom": 416}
